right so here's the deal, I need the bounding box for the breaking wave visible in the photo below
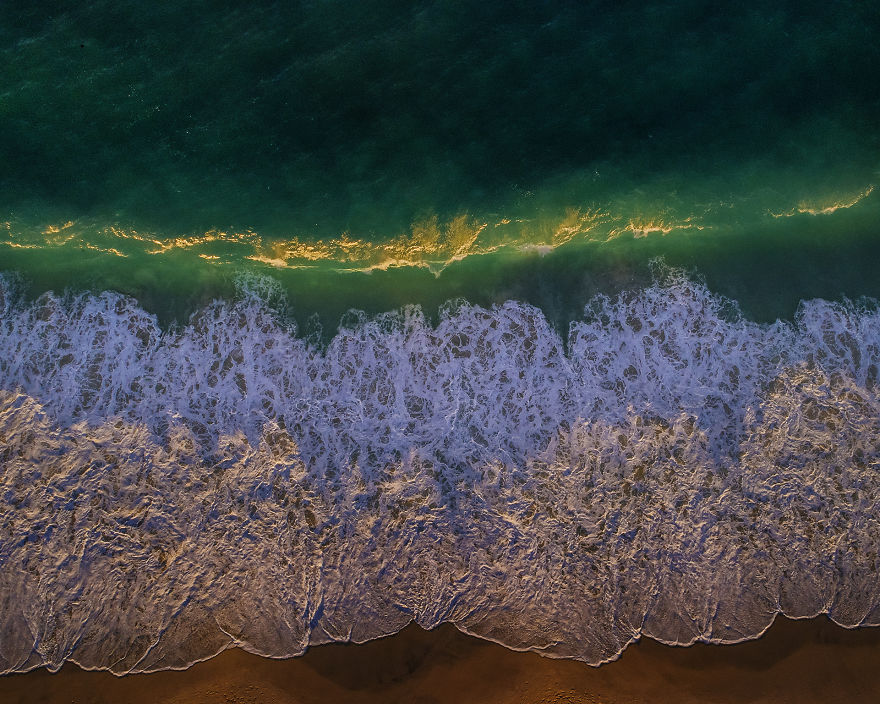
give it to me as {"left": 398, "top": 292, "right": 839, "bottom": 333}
{"left": 1, "top": 271, "right": 879, "bottom": 673}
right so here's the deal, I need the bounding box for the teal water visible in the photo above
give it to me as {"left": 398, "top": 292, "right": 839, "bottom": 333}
{"left": 2, "top": 1, "right": 880, "bottom": 676}
{"left": 3, "top": 200, "right": 880, "bottom": 336}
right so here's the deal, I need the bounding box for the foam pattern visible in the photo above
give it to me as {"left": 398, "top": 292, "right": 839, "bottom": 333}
{"left": 1, "top": 272, "right": 879, "bottom": 673}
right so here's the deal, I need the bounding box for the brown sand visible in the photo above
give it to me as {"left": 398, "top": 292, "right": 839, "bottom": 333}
{"left": 3, "top": 616, "right": 880, "bottom": 704}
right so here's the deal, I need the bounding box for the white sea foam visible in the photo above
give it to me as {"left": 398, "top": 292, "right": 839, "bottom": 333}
{"left": 0, "top": 272, "right": 879, "bottom": 673}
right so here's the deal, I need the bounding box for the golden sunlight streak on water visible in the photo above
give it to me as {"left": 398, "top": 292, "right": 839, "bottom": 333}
{"left": 42, "top": 221, "right": 74, "bottom": 234}
{"left": 770, "top": 185, "right": 875, "bottom": 218}
{"left": 6, "top": 183, "right": 873, "bottom": 273}
{"left": 607, "top": 215, "right": 705, "bottom": 240}
{"left": 0, "top": 207, "right": 700, "bottom": 269}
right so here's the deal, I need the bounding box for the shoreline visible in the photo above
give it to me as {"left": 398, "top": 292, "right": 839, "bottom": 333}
{"left": 3, "top": 616, "right": 880, "bottom": 703}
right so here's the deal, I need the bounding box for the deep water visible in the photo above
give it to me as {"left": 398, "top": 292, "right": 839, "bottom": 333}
{"left": 1, "top": 0, "right": 878, "bottom": 313}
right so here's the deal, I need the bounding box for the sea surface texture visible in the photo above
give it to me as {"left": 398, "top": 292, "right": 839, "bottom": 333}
{"left": 1, "top": 1, "right": 879, "bottom": 673}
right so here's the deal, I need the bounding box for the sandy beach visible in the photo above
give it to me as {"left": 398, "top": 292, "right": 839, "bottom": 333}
{"left": 2, "top": 616, "right": 879, "bottom": 704}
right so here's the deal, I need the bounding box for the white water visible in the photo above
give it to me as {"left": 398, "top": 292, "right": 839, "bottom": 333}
{"left": 1, "top": 272, "right": 879, "bottom": 673}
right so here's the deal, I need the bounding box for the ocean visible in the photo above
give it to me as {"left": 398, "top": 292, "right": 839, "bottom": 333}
{"left": 1, "top": 0, "right": 879, "bottom": 673}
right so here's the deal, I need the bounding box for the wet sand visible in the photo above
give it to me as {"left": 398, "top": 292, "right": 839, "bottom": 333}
{"left": 3, "top": 616, "right": 880, "bottom": 704}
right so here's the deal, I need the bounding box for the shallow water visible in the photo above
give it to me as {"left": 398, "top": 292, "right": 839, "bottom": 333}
{"left": 2, "top": 274, "right": 880, "bottom": 672}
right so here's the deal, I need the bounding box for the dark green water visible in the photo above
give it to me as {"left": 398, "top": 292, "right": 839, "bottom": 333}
{"left": 2, "top": 1, "right": 878, "bottom": 326}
